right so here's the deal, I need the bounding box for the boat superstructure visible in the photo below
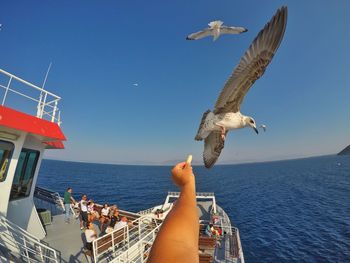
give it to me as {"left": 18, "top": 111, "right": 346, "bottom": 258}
{"left": 0, "top": 69, "right": 244, "bottom": 263}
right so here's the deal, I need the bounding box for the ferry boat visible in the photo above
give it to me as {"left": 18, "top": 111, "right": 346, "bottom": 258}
{"left": 0, "top": 68, "right": 244, "bottom": 263}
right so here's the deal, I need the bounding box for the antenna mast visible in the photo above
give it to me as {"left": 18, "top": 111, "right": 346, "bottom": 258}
{"left": 37, "top": 62, "right": 52, "bottom": 117}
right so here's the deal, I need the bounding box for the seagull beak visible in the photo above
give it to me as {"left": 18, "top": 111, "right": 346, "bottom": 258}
{"left": 253, "top": 127, "right": 259, "bottom": 134}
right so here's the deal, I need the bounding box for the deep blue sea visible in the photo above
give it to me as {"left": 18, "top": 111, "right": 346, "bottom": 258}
{"left": 37, "top": 155, "right": 350, "bottom": 262}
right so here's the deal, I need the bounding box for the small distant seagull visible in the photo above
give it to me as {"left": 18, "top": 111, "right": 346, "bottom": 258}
{"left": 195, "top": 7, "right": 288, "bottom": 168}
{"left": 186, "top": 20, "right": 247, "bottom": 41}
{"left": 133, "top": 83, "right": 139, "bottom": 87}
{"left": 260, "top": 124, "right": 267, "bottom": 132}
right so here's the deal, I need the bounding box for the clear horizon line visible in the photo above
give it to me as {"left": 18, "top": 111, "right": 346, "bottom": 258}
{"left": 43, "top": 152, "right": 339, "bottom": 167}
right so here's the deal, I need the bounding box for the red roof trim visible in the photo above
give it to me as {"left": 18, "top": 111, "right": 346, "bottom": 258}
{"left": 0, "top": 105, "right": 66, "bottom": 141}
{"left": 44, "top": 141, "right": 65, "bottom": 149}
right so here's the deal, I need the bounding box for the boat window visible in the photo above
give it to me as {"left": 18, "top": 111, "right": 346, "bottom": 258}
{"left": 0, "top": 140, "right": 14, "bottom": 182}
{"left": 10, "top": 149, "right": 40, "bottom": 200}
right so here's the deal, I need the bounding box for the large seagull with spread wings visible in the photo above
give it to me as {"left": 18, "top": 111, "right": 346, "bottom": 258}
{"left": 195, "top": 6, "right": 288, "bottom": 168}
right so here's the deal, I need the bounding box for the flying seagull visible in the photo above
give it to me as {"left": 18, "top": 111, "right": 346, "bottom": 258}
{"left": 186, "top": 20, "right": 247, "bottom": 41}
{"left": 195, "top": 6, "right": 288, "bottom": 168}
{"left": 260, "top": 124, "right": 267, "bottom": 132}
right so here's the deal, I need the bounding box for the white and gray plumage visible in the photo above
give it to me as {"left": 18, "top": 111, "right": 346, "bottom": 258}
{"left": 260, "top": 124, "right": 267, "bottom": 132}
{"left": 195, "top": 6, "right": 288, "bottom": 168}
{"left": 186, "top": 20, "right": 247, "bottom": 41}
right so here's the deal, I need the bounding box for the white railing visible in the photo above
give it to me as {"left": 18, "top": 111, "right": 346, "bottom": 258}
{"left": 0, "top": 68, "right": 62, "bottom": 125}
{"left": 166, "top": 192, "right": 216, "bottom": 213}
{"left": 0, "top": 214, "right": 59, "bottom": 262}
{"left": 138, "top": 207, "right": 153, "bottom": 215}
{"left": 34, "top": 186, "right": 66, "bottom": 212}
{"left": 110, "top": 223, "right": 160, "bottom": 263}
{"left": 220, "top": 225, "right": 244, "bottom": 263}
{"left": 167, "top": 191, "right": 214, "bottom": 198}
{"left": 92, "top": 215, "right": 161, "bottom": 263}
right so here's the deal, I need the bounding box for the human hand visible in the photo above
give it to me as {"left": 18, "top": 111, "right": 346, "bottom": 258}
{"left": 171, "top": 162, "right": 195, "bottom": 188}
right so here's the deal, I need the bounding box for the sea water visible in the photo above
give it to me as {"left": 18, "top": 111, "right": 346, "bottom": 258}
{"left": 38, "top": 155, "right": 350, "bottom": 262}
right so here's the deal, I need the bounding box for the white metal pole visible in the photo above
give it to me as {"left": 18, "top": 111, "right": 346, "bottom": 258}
{"left": 93, "top": 240, "right": 98, "bottom": 263}
{"left": 2, "top": 76, "right": 13, "bottom": 105}
{"left": 36, "top": 93, "right": 43, "bottom": 117}
{"left": 51, "top": 100, "right": 58, "bottom": 122}
{"left": 40, "top": 93, "right": 48, "bottom": 118}
{"left": 42, "top": 62, "right": 52, "bottom": 90}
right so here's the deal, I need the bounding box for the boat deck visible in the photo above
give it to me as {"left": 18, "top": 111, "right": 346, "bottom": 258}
{"left": 197, "top": 200, "right": 212, "bottom": 221}
{"left": 43, "top": 214, "right": 98, "bottom": 263}
{"left": 37, "top": 195, "right": 241, "bottom": 263}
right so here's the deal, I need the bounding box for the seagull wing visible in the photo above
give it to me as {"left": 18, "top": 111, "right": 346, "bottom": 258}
{"left": 220, "top": 26, "right": 248, "bottom": 35}
{"left": 186, "top": 28, "right": 213, "bottom": 40}
{"left": 214, "top": 6, "right": 288, "bottom": 114}
{"left": 203, "top": 131, "right": 226, "bottom": 168}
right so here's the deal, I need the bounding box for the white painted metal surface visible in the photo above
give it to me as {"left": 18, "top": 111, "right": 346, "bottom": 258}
{"left": 165, "top": 191, "right": 217, "bottom": 213}
{"left": 0, "top": 68, "right": 62, "bottom": 125}
{"left": 0, "top": 214, "right": 59, "bottom": 262}
{"left": 92, "top": 215, "right": 161, "bottom": 263}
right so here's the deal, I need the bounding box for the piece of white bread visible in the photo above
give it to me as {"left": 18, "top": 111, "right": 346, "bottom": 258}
{"left": 186, "top": 155, "right": 193, "bottom": 164}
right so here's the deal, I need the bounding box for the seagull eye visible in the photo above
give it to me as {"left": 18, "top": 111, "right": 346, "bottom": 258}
{"left": 250, "top": 120, "right": 254, "bottom": 124}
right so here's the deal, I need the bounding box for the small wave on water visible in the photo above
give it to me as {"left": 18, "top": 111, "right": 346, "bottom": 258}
{"left": 38, "top": 155, "right": 350, "bottom": 262}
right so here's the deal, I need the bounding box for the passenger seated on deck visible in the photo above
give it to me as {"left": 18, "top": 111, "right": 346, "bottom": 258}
{"left": 99, "top": 203, "right": 110, "bottom": 231}
{"left": 87, "top": 200, "right": 99, "bottom": 222}
{"left": 108, "top": 204, "right": 118, "bottom": 218}
{"left": 105, "top": 209, "right": 120, "bottom": 234}
{"left": 205, "top": 224, "right": 213, "bottom": 237}
{"left": 205, "top": 223, "right": 221, "bottom": 238}
{"left": 113, "top": 216, "right": 131, "bottom": 231}
{"left": 212, "top": 215, "right": 220, "bottom": 225}
{"left": 84, "top": 222, "right": 97, "bottom": 253}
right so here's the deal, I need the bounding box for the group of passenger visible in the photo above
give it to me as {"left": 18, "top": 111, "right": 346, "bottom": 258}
{"left": 205, "top": 215, "right": 223, "bottom": 238}
{"left": 63, "top": 187, "right": 132, "bottom": 254}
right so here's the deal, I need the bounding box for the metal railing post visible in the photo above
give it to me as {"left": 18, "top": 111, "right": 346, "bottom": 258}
{"left": 126, "top": 226, "right": 130, "bottom": 263}
{"left": 112, "top": 231, "right": 115, "bottom": 252}
{"left": 2, "top": 76, "right": 13, "bottom": 105}
{"left": 51, "top": 100, "right": 58, "bottom": 122}
{"left": 138, "top": 220, "right": 141, "bottom": 239}
{"left": 22, "top": 238, "right": 30, "bottom": 262}
{"left": 58, "top": 111, "right": 61, "bottom": 126}
{"left": 38, "top": 243, "right": 44, "bottom": 262}
{"left": 40, "top": 93, "right": 48, "bottom": 118}
{"left": 36, "top": 93, "right": 43, "bottom": 117}
{"left": 93, "top": 240, "right": 98, "bottom": 263}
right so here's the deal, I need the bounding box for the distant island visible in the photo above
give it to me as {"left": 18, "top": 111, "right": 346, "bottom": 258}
{"left": 338, "top": 145, "right": 350, "bottom": 155}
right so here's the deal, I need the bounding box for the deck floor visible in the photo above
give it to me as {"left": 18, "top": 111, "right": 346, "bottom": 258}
{"left": 43, "top": 214, "right": 99, "bottom": 263}
{"left": 197, "top": 200, "right": 212, "bottom": 221}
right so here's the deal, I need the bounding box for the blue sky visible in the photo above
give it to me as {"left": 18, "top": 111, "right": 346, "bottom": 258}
{"left": 1, "top": 0, "right": 349, "bottom": 165}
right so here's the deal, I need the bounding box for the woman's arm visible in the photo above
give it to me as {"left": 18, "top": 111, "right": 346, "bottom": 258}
{"left": 147, "top": 162, "right": 199, "bottom": 263}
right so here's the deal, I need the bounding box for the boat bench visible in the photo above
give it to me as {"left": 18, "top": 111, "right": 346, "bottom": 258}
{"left": 198, "top": 236, "right": 216, "bottom": 250}
{"left": 95, "top": 228, "right": 125, "bottom": 254}
{"left": 199, "top": 253, "right": 213, "bottom": 263}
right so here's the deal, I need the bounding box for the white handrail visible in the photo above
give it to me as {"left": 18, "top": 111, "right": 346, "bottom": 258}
{"left": 0, "top": 68, "right": 62, "bottom": 125}
{"left": 0, "top": 68, "right": 60, "bottom": 99}
{"left": 92, "top": 215, "right": 160, "bottom": 263}
{"left": 0, "top": 215, "right": 59, "bottom": 262}
{"left": 110, "top": 223, "right": 161, "bottom": 263}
